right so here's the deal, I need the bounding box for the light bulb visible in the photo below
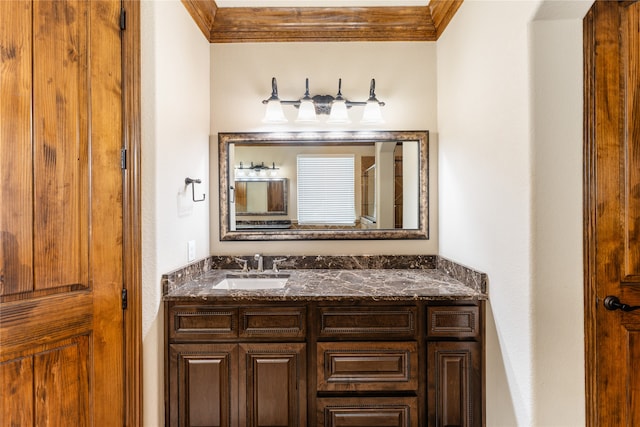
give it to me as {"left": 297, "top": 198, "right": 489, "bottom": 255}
{"left": 262, "top": 100, "right": 287, "bottom": 123}
{"left": 327, "top": 100, "right": 351, "bottom": 124}
{"left": 361, "top": 101, "right": 384, "bottom": 124}
{"left": 296, "top": 99, "right": 318, "bottom": 122}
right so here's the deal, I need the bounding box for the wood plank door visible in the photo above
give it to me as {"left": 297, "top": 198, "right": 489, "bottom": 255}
{"left": 584, "top": 0, "right": 640, "bottom": 425}
{"left": 0, "top": 0, "right": 125, "bottom": 425}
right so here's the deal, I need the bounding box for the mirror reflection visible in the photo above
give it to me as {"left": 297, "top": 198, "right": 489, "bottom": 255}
{"left": 218, "top": 131, "right": 429, "bottom": 240}
{"left": 235, "top": 178, "right": 288, "bottom": 216}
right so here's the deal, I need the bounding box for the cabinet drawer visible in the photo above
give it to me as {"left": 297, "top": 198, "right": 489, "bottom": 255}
{"left": 317, "top": 341, "right": 418, "bottom": 392}
{"left": 317, "top": 397, "right": 418, "bottom": 427}
{"left": 239, "top": 306, "right": 306, "bottom": 339}
{"left": 318, "top": 306, "right": 417, "bottom": 338}
{"left": 169, "top": 305, "right": 238, "bottom": 341}
{"left": 427, "top": 306, "right": 480, "bottom": 339}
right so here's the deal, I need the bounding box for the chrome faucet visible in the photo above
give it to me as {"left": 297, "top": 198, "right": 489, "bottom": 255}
{"left": 254, "top": 254, "right": 263, "bottom": 272}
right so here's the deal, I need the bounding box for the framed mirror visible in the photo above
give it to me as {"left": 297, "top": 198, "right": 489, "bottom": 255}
{"left": 219, "top": 131, "right": 429, "bottom": 240}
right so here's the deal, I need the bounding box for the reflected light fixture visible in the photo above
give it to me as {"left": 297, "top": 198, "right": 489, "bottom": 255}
{"left": 235, "top": 161, "right": 279, "bottom": 178}
{"left": 262, "top": 77, "right": 385, "bottom": 124}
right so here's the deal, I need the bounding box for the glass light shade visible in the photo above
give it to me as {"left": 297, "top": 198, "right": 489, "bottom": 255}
{"left": 327, "top": 100, "right": 351, "bottom": 124}
{"left": 361, "top": 101, "right": 384, "bottom": 124}
{"left": 262, "top": 100, "right": 287, "bottom": 123}
{"left": 295, "top": 99, "right": 318, "bottom": 122}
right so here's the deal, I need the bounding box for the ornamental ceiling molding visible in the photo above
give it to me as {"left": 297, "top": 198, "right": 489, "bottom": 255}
{"left": 181, "top": 0, "right": 462, "bottom": 42}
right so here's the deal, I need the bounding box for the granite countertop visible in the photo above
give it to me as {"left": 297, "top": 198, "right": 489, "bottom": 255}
{"left": 163, "top": 255, "right": 487, "bottom": 303}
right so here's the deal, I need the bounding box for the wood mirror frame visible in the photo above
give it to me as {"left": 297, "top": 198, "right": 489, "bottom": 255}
{"left": 218, "top": 130, "right": 429, "bottom": 241}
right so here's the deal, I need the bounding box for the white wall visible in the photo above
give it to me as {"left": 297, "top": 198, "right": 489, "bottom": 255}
{"left": 210, "top": 42, "right": 439, "bottom": 255}
{"left": 141, "top": 1, "right": 211, "bottom": 425}
{"left": 438, "top": 0, "right": 591, "bottom": 425}
{"left": 530, "top": 6, "right": 590, "bottom": 424}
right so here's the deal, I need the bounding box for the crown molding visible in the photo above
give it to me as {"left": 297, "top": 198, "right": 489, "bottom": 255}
{"left": 182, "top": 0, "right": 461, "bottom": 42}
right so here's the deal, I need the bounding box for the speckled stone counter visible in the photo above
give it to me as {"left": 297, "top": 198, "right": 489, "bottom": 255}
{"left": 162, "top": 255, "right": 487, "bottom": 302}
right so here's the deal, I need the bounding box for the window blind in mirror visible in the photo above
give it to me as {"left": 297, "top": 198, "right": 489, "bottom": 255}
{"left": 297, "top": 155, "right": 356, "bottom": 225}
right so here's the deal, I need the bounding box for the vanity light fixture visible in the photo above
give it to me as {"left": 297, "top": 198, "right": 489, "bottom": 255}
{"left": 262, "top": 77, "right": 385, "bottom": 124}
{"left": 235, "top": 161, "right": 279, "bottom": 177}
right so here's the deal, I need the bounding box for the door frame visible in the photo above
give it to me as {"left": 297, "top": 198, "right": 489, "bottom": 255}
{"left": 123, "top": 0, "right": 634, "bottom": 424}
{"left": 122, "top": 0, "right": 142, "bottom": 425}
{"left": 583, "top": 4, "right": 597, "bottom": 419}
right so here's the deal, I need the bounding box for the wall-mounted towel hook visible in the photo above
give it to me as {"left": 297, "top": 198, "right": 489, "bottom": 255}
{"left": 185, "top": 177, "right": 206, "bottom": 202}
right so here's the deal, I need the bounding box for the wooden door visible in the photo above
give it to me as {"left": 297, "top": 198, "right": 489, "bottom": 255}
{"left": 584, "top": 0, "right": 640, "bottom": 425}
{"left": 0, "top": 0, "right": 124, "bottom": 425}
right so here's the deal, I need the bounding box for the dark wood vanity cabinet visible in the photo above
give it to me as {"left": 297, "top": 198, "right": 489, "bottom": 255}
{"left": 166, "top": 300, "right": 484, "bottom": 427}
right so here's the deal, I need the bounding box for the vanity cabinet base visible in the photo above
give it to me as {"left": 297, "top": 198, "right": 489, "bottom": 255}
{"left": 165, "top": 300, "right": 484, "bottom": 427}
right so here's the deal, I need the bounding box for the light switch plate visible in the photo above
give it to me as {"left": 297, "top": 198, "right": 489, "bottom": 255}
{"left": 187, "top": 240, "right": 196, "bottom": 262}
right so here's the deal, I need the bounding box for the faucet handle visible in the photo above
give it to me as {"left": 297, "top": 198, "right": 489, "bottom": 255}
{"left": 234, "top": 257, "right": 248, "bottom": 272}
{"left": 254, "top": 254, "right": 264, "bottom": 272}
{"left": 272, "top": 258, "right": 288, "bottom": 273}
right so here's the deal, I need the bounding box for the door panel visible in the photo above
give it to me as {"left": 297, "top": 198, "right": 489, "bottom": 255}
{"left": 0, "top": 0, "right": 124, "bottom": 425}
{"left": 584, "top": 1, "right": 640, "bottom": 425}
{"left": 0, "top": 357, "right": 33, "bottom": 425}
{"left": 0, "top": 0, "right": 33, "bottom": 295}
{"left": 622, "top": 2, "right": 640, "bottom": 280}
{"left": 32, "top": 0, "right": 90, "bottom": 290}
{"left": 34, "top": 336, "right": 90, "bottom": 426}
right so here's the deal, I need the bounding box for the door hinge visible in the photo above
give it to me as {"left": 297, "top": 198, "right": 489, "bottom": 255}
{"left": 122, "top": 288, "right": 128, "bottom": 310}
{"left": 121, "top": 148, "right": 127, "bottom": 170}
{"left": 120, "top": 8, "right": 126, "bottom": 31}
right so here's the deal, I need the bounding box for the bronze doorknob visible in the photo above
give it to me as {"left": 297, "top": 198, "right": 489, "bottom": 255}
{"left": 603, "top": 296, "right": 640, "bottom": 312}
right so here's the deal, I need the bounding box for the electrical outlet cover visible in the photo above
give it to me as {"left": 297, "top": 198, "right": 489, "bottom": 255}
{"left": 188, "top": 240, "right": 196, "bottom": 262}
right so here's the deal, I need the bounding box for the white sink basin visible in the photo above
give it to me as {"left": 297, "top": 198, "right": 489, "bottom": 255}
{"left": 213, "top": 274, "right": 289, "bottom": 290}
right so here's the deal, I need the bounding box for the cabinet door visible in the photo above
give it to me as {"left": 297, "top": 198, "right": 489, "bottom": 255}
{"left": 169, "top": 343, "right": 238, "bottom": 427}
{"left": 427, "top": 341, "right": 482, "bottom": 427}
{"left": 317, "top": 397, "right": 418, "bottom": 427}
{"left": 239, "top": 343, "right": 307, "bottom": 427}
